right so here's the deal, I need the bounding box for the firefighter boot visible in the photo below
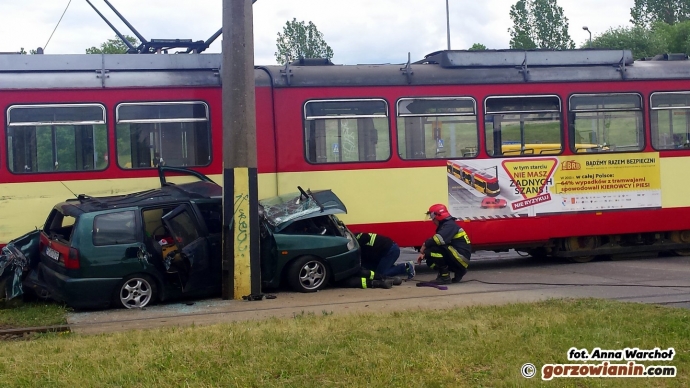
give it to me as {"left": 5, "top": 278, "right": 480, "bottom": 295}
{"left": 372, "top": 279, "right": 394, "bottom": 289}
{"left": 430, "top": 272, "right": 452, "bottom": 285}
{"left": 452, "top": 268, "right": 467, "bottom": 284}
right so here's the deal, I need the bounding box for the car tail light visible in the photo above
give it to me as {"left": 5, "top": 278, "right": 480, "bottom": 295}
{"left": 39, "top": 233, "right": 49, "bottom": 251}
{"left": 64, "top": 247, "right": 80, "bottom": 269}
{"left": 346, "top": 232, "right": 355, "bottom": 250}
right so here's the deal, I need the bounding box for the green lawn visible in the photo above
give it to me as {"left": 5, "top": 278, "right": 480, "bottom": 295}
{"left": 0, "top": 301, "right": 69, "bottom": 329}
{"left": 0, "top": 298, "right": 688, "bottom": 387}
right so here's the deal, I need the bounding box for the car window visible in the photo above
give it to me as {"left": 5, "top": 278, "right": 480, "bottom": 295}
{"left": 260, "top": 192, "right": 323, "bottom": 226}
{"left": 44, "top": 209, "right": 77, "bottom": 243}
{"left": 279, "top": 216, "right": 339, "bottom": 236}
{"left": 164, "top": 207, "right": 200, "bottom": 248}
{"left": 93, "top": 211, "right": 138, "bottom": 246}
{"left": 196, "top": 202, "right": 222, "bottom": 234}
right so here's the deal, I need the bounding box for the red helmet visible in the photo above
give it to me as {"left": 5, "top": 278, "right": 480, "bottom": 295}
{"left": 427, "top": 204, "right": 450, "bottom": 221}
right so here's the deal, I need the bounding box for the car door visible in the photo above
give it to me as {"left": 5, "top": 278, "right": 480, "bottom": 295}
{"left": 162, "top": 204, "right": 212, "bottom": 293}
{"left": 259, "top": 217, "right": 278, "bottom": 285}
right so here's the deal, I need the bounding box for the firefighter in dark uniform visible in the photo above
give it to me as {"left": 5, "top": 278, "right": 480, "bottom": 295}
{"left": 356, "top": 232, "right": 414, "bottom": 280}
{"left": 418, "top": 204, "right": 471, "bottom": 284}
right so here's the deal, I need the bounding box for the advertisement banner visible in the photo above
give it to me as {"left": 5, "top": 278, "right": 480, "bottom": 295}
{"left": 447, "top": 153, "right": 660, "bottom": 220}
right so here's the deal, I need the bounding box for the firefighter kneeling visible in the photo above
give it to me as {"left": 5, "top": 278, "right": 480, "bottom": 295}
{"left": 418, "top": 204, "right": 471, "bottom": 285}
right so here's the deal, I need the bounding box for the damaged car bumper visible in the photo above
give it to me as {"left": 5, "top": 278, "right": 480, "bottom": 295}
{"left": 29, "top": 263, "right": 119, "bottom": 309}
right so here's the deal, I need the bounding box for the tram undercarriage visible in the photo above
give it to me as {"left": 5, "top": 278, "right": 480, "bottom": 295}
{"left": 518, "top": 229, "right": 690, "bottom": 262}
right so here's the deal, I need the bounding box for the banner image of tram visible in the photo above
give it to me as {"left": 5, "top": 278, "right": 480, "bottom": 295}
{"left": 2, "top": 49, "right": 690, "bottom": 263}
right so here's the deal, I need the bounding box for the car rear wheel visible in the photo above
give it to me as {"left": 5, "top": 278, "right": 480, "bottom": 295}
{"left": 287, "top": 256, "right": 329, "bottom": 293}
{"left": 114, "top": 275, "right": 157, "bottom": 309}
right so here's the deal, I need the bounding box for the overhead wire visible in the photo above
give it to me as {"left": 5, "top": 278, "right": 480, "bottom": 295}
{"left": 44, "top": 0, "right": 73, "bottom": 51}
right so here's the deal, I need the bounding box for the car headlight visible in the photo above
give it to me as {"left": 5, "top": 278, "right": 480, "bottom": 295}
{"left": 346, "top": 232, "right": 355, "bottom": 250}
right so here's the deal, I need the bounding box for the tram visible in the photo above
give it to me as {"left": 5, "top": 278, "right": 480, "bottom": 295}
{"left": 2, "top": 49, "right": 690, "bottom": 261}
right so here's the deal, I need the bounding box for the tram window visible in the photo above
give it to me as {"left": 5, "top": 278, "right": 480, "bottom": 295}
{"left": 116, "top": 102, "right": 211, "bottom": 169}
{"left": 396, "top": 97, "right": 478, "bottom": 159}
{"left": 569, "top": 94, "right": 643, "bottom": 153}
{"left": 484, "top": 96, "right": 562, "bottom": 157}
{"left": 650, "top": 92, "right": 690, "bottom": 150}
{"left": 6, "top": 104, "right": 107, "bottom": 173}
{"left": 304, "top": 99, "right": 390, "bottom": 163}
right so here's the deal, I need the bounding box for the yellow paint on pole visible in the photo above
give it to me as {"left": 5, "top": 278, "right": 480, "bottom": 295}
{"left": 233, "top": 167, "right": 252, "bottom": 299}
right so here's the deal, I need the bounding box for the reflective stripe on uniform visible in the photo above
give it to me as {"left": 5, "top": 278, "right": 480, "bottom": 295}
{"left": 432, "top": 234, "right": 446, "bottom": 245}
{"left": 453, "top": 230, "right": 471, "bottom": 244}
{"left": 448, "top": 246, "right": 469, "bottom": 268}
{"left": 356, "top": 233, "right": 377, "bottom": 247}
{"left": 361, "top": 278, "right": 367, "bottom": 288}
{"left": 369, "top": 270, "right": 375, "bottom": 280}
{"left": 430, "top": 252, "right": 443, "bottom": 258}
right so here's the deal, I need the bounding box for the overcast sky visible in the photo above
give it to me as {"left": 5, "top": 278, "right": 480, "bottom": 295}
{"left": 0, "top": 0, "right": 634, "bottom": 65}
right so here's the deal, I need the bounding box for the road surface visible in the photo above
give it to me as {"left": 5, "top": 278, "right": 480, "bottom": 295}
{"left": 67, "top": 250, "right": 690, "bottom": 334}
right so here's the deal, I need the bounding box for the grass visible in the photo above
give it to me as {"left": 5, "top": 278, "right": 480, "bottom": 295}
{"left": 0, "top": 298, "right": 688, "bottom": 387}
{"left": 0, "top": 301, "right": 69, "bottom": 329}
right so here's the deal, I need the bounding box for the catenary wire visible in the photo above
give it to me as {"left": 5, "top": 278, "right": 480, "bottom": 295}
{"left": 44, "top": 0, "right": 72, "bottom": 51}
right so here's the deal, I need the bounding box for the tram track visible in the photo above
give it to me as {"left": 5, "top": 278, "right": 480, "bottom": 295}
{"left": 0, "top": 324, "right": 70, "bottom": 340}
{"left": 5, "top": 278, "right": 690, "bottom": 338}
{"left": 4, "top": 254, "right": 689, "bottom": 338}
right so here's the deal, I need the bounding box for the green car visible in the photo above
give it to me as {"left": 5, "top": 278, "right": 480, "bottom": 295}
{"left": 26, "top": 168, "right": 361, "bottom": 309}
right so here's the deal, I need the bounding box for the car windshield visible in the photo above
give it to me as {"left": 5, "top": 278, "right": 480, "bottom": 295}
{"left": 259, "top": 192, "right": 322, "bottom": 226}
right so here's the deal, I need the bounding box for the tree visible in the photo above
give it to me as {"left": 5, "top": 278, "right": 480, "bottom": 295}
{"left": 86, "top": 35, "right": 139, "bottom": 54}
{"left": 18, "top": 48, "right": 38, "bottom": 55}
{"left": 630, "top": 0, "right": 690, "bottom": 27}
{"left": 508, "top": 0, "right": 575, "bottom": 50}
{"left": 275, "top": 18, "right": 333, "bottom": 64}
{"left": 587, "top": 25, "right": 667, "bottom": 59}
{"left": 469, "top": 43, "right": 488, "bottom": 51}
{"left": 584, "top": 21, "right": 690, "bottom": 59}
{"left": 654, "top": 20, "right": 690, "bottom": 53}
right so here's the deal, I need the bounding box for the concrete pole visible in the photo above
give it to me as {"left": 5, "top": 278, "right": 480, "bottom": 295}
{"left": 221, "top": 0, "right": 261, "bottom": 300}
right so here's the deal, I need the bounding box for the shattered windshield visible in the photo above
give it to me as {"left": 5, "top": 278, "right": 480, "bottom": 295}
{"left": 259, "top": 192, "right": 321, "bottom": 226}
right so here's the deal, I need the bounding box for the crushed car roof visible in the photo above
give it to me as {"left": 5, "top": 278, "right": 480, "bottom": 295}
{"left": 260, "top": 189, "right": 347, "bottom": 232}
{"left": 57, "top": 181, "right": 222, "bottom": 215}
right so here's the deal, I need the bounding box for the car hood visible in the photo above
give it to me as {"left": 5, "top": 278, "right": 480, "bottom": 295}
{"left": 259, "top": 189, "right": 347, "bottom": 232}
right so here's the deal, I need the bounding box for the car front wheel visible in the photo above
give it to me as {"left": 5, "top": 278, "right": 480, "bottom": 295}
{"left": 287, "top": 256, "right": 329, "bottom": 293}
{"left": 114, "top": 275, "right": 157, "bottom": 309}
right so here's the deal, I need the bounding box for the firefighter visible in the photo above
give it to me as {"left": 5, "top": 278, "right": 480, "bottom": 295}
{"left": 418, "top": 204, "right": 471, "bottom": 285}
{"left": 356, "top": 232, "right": 415, "bottom": 281}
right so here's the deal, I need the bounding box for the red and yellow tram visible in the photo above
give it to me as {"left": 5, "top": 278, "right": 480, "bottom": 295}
{"left": 2, "top": 49, "right": 690, "bottom": 261}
